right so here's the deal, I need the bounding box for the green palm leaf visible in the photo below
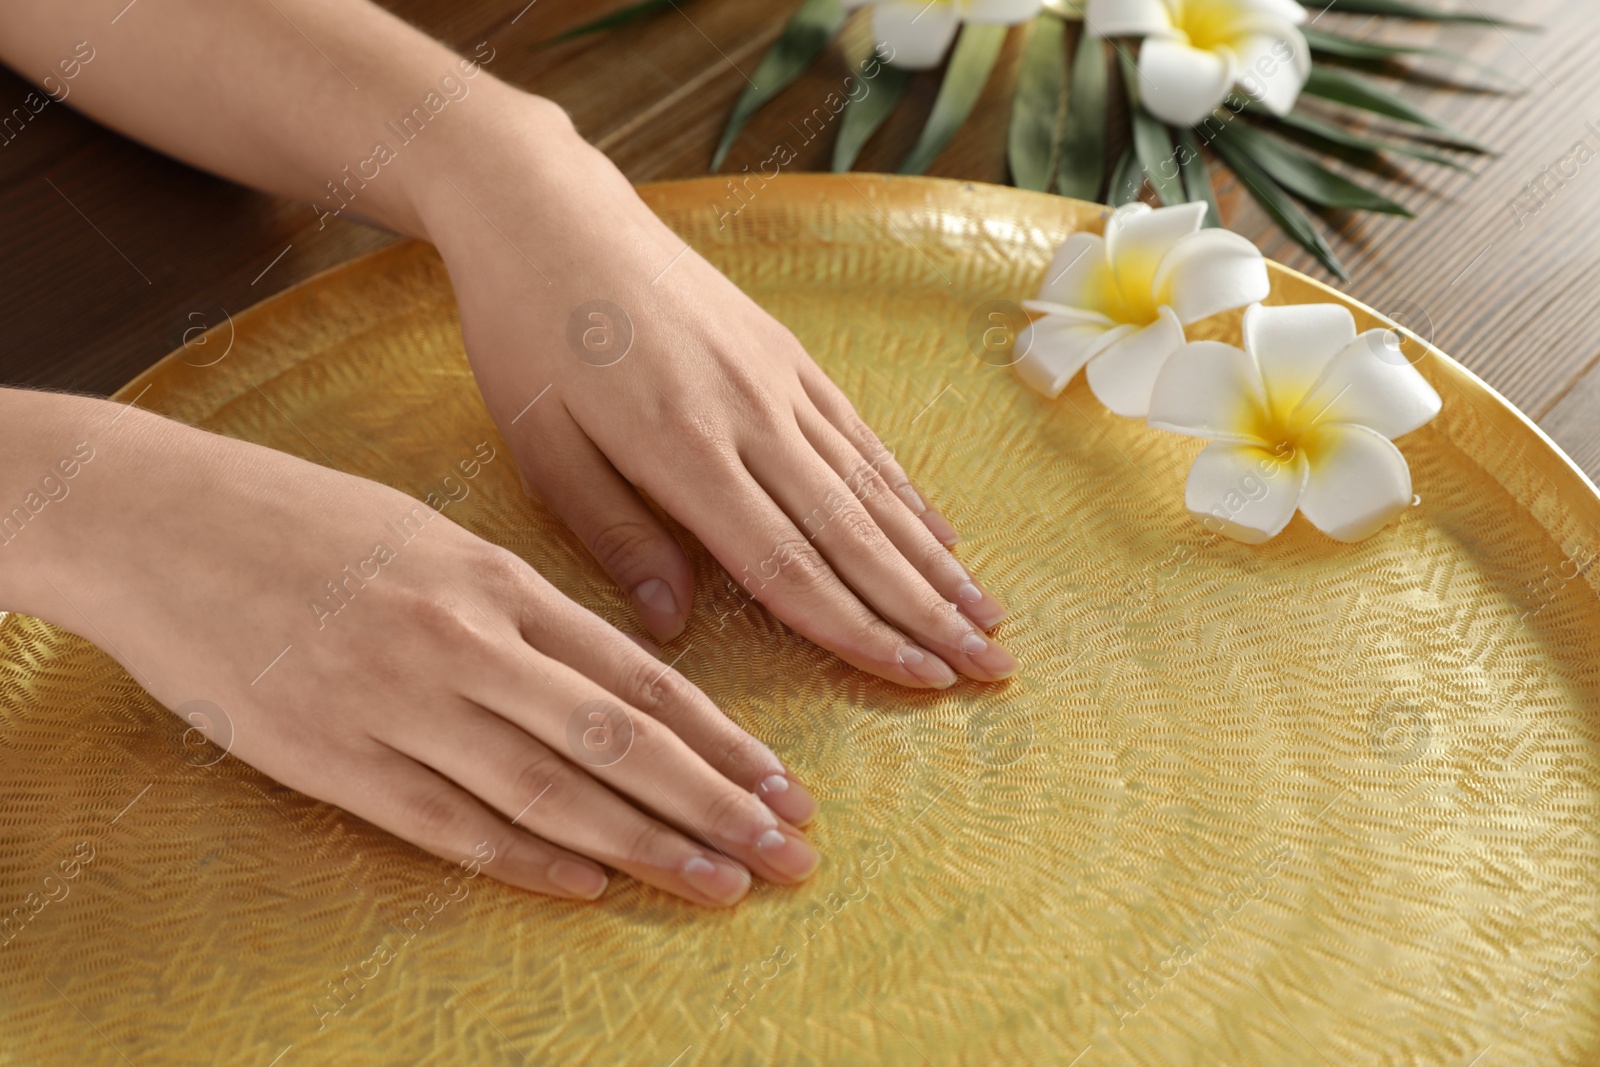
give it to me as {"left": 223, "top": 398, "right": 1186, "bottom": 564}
{"left": 898, "top": 24, "right": 1009, "bottom": 176}
{"left": 1175, "top": 128, "right": 1220, "bottom": 226}
{"left": 1302, "top": 25, "right": 1523, "bottom": 89}
{"left": 833, "top": 65, "right": 912, "bottom": 171}
{"left": 1107, "top": 148, "right": 1144, "bottom": 206}
{"left": 538, "top": 0, "right": 675, "bottom": 45}
{"left": 1213, "top": 122, "right": 1413, "bottom": 215}
{"left": 1301, "top": 66, "right": 1490, "bottom": 152}
{"left": 1210, "top": 130, "right": 1347, "bottom": 279}
{"left": 1253, "top": 104, "right": 1470, "bottom": 170}
{"left": 1008, "top": 14, "right": 1068, "bottom": 191}
{"left": 712, "top": 0, "right": 846, "bottom": 171}
{"left": 1302, "top": 0, "right": 1537, "bottom": 30}
{"left": 1057, "top": 28, "right": 1108, "bottom": 200}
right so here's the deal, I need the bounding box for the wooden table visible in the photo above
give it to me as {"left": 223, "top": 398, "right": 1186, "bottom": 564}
{"left": 3, "top": 0, "right": 1596, "bottom": 482}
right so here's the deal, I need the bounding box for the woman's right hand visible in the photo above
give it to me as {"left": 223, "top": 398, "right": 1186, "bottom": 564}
{"left": 0, "top": 390, "right": 817, "bottom": 906}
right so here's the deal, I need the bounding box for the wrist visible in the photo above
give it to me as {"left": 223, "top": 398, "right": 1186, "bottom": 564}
{"left": 401, "top": 87, "right": 616, "bottom": 247}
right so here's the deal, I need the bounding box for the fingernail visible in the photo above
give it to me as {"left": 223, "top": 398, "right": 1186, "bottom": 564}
{"left": 959, "top": 630, "right": 1017, "bottom": 680}
{"left": 897, "top": 644, "right": 957, "bottom": 689}
{"left": 631, "top": 578, "right": 685, "bottom": 641}
{"left": 955, "top": 580, "right": 1008, "bottom": 629}
{"left": 758, "top": 773, "right": 817, "bottom": 825}
{"left": 682, "top": 854, "right": 751, "bottom": 906}
{"left": 548, "top": 859, "right": 608, "bottom": 900}
{"left": 921, "top": 509, "right": 960, "bottom": 546}
{"left": 896, "top": 485, "right": 927, "bottom": 514}
{"left": 755, "top": 828, "right": 820, "bottom": 881}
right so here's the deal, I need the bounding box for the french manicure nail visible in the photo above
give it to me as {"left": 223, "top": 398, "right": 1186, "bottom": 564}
{"left": 548, "top": 859, "right": 608, "bottom": 900}
{"left": 954, "top": 580, "right": 1008, "bottom": 629}
{"left": 758, "top": 772, "right": 817, "bottom": 825}
{"left": 897, "top": 644, "right": 957, "bottom": 689}
{"left": 682, "top": 854, "right": 750, "bottom": 906}
{"left": 921, "top": 509, "right": 960, "bottom": 546}
{"left": 631, "top": 578, "right": 685, "bottom": 641}
{"left": 755, "top": 828, "right": 820, "bottom": 881}
{"left": 896, "top": 485, "right": 927, "bottom": 514}
{"left": 959, "top": 630, "right": 1017, "bottom": 680}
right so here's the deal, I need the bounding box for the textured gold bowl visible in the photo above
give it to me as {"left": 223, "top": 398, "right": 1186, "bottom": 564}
{"left": 2, "top": 176, "right": 1597, "bottom": 1065}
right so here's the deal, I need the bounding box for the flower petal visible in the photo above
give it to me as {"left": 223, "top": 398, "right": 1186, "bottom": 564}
{"left": 1154, "top": 229, "right": 1270, "bottom": 325}
{"left": 1084, "top": 0, "right": 1175, "bottom": 37}
{"left": 1035, "top": 232, "right": 1110, "bottom": 309}
{"left": 1084, "top": 305, "right": 1186, "bottom": 417}
{"left": 1232, "top": 26, "right": 1311, "bottom": 116}
{"left": 1184, "top": 440, "right": 1309, "bottom": 544}
{"left": 1295, "top": 331, "right": 1444, "bottom": 439}
{"left": 1147, "top": 339, "right": 1268, "bottom": 442}
{"left": 1138, "top": 36, "right": 1238, "bottom": 127}
{"left": 872, "top": 1, "right": 961, "bottom": 69}
{"left": 1022, "top": 299, "right": 1115, "bottom": 327}
{"left": 1297, "top": 423, "right": 1414, "bottom": 542}
{"left": 962, "top": 0, "right": 1047, "bottom": 22}
{"left": 1242, "top": 302, "right": 1356, "bottom": 418}
{"left": 1014, "top": 318, "right": 1130, "bottom": 396}
{"left": 1107, "top": 199, "right": 1203, "bottom": 310}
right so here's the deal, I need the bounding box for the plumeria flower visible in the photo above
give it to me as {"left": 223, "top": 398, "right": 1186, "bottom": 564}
{"left": 842, "top": 0, "right": 1045, "bottom": 70}
{"left": 1147, "top": 302, "right": 1442, "bottom": 544}
{"left": 1014, "top": 201, "right": 1270, "bottom": 416}
{"left": 1085, "top": 0, "right": 1311, "bottom": 126}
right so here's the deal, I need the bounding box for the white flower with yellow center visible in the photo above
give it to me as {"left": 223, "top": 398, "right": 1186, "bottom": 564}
{"left": 1085, "top": 0, "right": 1311, "bottom": 126}
{"left": 1147, "top": 302, "right": 1442, "bottom": 543}
{"left": 841, "top": 0, "right": 1045, "bottom": 69}
{"left": 1014, "top": 200, "right": 1270, "bottom": 416}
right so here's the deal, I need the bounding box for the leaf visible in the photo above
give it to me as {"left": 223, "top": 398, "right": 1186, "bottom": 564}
{"left": 1117, "top": 47, "right": 1183, "bottom": 206}
{"left": 1107, "top": 148, "right": 1145, "bottom": 206}
{"left": 1174, "top": 128, "right": 1220, "bottom": 226}
{"left": 1301, "top": 66, "right": 1491, "bottom": 153}
{"left": 898, "top": 24, "right": 1009, "bottom": 175}
{"left": 1253, "top": 103, "right": 1469, "bottom": 170}
{"left": 540, "top": 0, "right": 675, "bottom": 46}
{"left": 1301, "top": 25, "right": 1523, "bottom": 90}
{"left": 1209, "top": 130, "right": 1348, "bottom": 279}
{"left": 1213, "top": 121, "right": 1413, "bottom": 215}
{"left": 833, "top": 65, "right": 911, "bottom": 171}
{"left": 1008, "top": 14, "right": 1068, "bottom": 191}
{"left": 1057, "top": 27, "right": 1108, "bottom": 200}
{"left": 1302, "top": 0, "right": 1538, "bottom": 30}
{"left": 712, "top": 0, "right": 846, "bottom": 171}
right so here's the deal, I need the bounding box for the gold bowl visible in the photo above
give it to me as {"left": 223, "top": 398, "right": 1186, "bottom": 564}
{"left": 1, "top": 175, "right": 1597, "bottom": 1065}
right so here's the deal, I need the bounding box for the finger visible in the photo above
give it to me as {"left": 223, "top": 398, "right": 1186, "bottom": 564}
{"left": 515, "top": 404, "right": 692, "bottom": 642}
{"left": 457, "top": 644, "right": 821, "bottom": 889}
{"left": 746, "top": 431, "right": 1016, "bottom": 682}
{"left": 331, "top": 743, "right": 611, "bottom": 900}
{"left": 388, "top": 705, "right": 762, "bottom": 907}
{"left": 797, "top": 364, "right": 961, "bottom": 545}
{"left": 518, "top": 589, "right": 818, "bottom": 826}
{"left": 647, "top": 454, "right": 960, "bottom": 688}
{"left": 795, "top": 407, "right": 1006, "bottom": 629}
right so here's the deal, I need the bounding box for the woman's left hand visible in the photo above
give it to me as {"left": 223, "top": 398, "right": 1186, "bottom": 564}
{"left": 415, "top": 97, "right": 1016, "bottom": 689}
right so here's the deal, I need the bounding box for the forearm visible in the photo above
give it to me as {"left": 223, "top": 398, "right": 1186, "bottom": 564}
{"left": 0, "top": 0, "right": 572, "bottom": 239}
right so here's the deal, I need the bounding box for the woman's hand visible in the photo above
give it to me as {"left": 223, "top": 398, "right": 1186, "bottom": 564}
{"left": 416, "top": 99, "right": 1016, "bottom": 689}
{"left": 1, "top": 391, "right": 817, "bottom": 906}
{"left": 0, "top": 0, "right": 1016, "bottom": 688}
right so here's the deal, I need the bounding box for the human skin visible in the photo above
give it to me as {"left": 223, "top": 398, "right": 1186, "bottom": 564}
{"left": 0, "top": 0, "right": 1016, "bottom": 902}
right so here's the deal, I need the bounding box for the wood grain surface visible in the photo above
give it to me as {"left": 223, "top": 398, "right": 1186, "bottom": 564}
{"left": 1, "top": 0, "right": 1596, "bottom": 480}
